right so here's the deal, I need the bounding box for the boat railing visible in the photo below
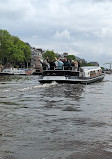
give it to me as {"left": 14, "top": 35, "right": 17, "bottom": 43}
{"left": 44, "top": 66, "right": 80, "bottom": 71}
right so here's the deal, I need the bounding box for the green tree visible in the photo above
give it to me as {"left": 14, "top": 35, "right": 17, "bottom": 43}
{"left": 0, "top": 30, "right": 13, "bottom": 65}
{"left": 0, "top": 29, "right": 31, "bottom": 67}
{"left": 67, "top": 55, "right": 76, "bottom": 60}
{"left": 11, "top": 36, "right": 31, "bottom": 65}
{"left": 42, "top": 50, "right": 57, "bottom": 61}
{"left": 23, "top": 43, "right": 31, "bottom": 68}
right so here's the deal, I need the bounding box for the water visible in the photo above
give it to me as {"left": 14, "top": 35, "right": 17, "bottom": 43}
{"left": 0, "top": 74, "right": 112, "bottom": 159}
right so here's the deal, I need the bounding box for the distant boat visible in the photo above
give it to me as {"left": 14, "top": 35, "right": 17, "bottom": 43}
{"left": 38, "top": 66, "right": 105, "bottom": 84}
{"left": 0, "top": 68, "right": 33, "bottom": 75}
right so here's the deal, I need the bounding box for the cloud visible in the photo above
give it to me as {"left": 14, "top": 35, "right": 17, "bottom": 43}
{"left": 54, "top": 30, "right": 70, "bottom": 40}
{"left": 1, "top": 0, "right": 112, "bottom": 66}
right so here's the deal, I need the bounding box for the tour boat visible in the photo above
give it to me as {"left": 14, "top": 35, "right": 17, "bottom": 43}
{"left": 38, "top": 66, "right": 105, "bottom": 84}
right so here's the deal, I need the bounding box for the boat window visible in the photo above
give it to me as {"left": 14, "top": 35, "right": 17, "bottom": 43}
{"left": 80, "top": 68, "right": 83, "bottom": 72}
{"left": 90, "top": 71, "right": 96, "bottom": 77}
{"left": 98, "top": 69, "right": 102, "bottom": 74}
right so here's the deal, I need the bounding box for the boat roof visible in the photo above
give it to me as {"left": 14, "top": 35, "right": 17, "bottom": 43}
{"left": 81, "top": 66, "right": 101, "bottom": 71}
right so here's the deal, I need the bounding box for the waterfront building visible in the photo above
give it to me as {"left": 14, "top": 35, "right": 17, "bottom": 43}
{"left": 63, "top": 52, "right": 68, "bottom": 57}
{"left": 89, "top": 62, "right": 99, "bottom": 66}
{"left": 31, "top": 47, "right": 44, "bottom": 72}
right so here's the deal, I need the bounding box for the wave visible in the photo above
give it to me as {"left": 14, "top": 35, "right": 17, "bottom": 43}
{"left": 18, "top": 81, "right": 58, "bottom": 91}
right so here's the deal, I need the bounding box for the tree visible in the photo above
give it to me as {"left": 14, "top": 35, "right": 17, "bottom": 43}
{"left": 0, "top": 30, "right": 13, "bottom": 65}
{"left": 12, "top": 36, "right": 31, "bottom": 65}
{"left": 0, "top": 29, "right": 31, "bottom": 67}
{"left": 42, "top": 50, "right": 57, "bottom": 61}
{"left": 23, "top": 43, "right": 31, "bottom": 68}
{"left": 67, "top": 55, "right": 76, "bottom": 60}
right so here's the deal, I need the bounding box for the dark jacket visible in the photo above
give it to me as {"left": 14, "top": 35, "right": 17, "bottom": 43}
{"left": 47, "top": 59, "right": 56, "bottom": 70}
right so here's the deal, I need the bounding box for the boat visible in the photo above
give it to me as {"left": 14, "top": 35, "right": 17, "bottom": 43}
{"left": 32, "top": 69, "right": 42, "bottom": 75}
{"left": 0, "top": 68, "right": 33, "bottom": 75}
{"left": 38, "top": 66, "right": 105, "bottom": 84}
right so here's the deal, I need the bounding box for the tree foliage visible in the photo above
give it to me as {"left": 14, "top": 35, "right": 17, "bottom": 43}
{"left": 42, "top": 50, "right": 57, "bottom": 61}
{"left": 0, "top": 29, "right": 31, "bottom": 67}
{"left": 67, "top": 55, "right": 76, "bottom": 60}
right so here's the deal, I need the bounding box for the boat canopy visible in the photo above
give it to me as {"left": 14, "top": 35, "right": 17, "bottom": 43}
{"left": 80, "top": 66, "right": 102, "bottom": 77}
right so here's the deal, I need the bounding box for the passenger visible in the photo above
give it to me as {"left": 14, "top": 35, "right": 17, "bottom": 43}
{"left": 63, "top": 58, "right": 67, "bottom": 67}
{"left": 55, "top": 58, "right": 64, "bottom": 70}
{"left": 74, "top": 61, "right": 78, "bottom": 71}
{"left": 71, "top": 60, "right": 75, "bottom": 66}
{"left": 47, "top": 57, "right": 56, "bottom": 70}
{"left": 39, "top": 59, "right": 49, "bottom": 70}
{"left": 64, "top": 59, "right": 71, "bottom": 70}
{"left": 71, "top": 60, "right": 75, "bottom": 70}
{"left": 78, "top": 61, "right": 81, "bottom": 68}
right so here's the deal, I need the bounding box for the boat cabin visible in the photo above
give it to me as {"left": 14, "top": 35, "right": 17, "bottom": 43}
{"left": 80, "top": 66, "right": 102, "bottom": 78}
{"left": 42, "top": 66, "right": 102, "bottom": 78}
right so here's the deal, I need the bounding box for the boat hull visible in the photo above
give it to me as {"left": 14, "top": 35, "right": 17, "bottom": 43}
{"left": 0, "top": 72, "right": 26, "bottom": 75}
{"left": 0, "top": 72, "right": 14, "bottom": 75}
{"left": 39, "top": 73, "right": 105, "bottom": 84}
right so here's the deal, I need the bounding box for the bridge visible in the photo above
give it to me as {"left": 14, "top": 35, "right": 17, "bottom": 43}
{"left": 103, "top": 62, "right": 112, "bottom": 70}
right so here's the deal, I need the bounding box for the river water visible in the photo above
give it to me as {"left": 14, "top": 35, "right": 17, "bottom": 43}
{"left": 0, "top": 74, "right": 112, "bottom": 159}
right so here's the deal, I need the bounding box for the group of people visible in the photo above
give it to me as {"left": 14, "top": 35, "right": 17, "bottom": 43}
{"left": 41, "top": 57, "right": 80, "bottom": 71}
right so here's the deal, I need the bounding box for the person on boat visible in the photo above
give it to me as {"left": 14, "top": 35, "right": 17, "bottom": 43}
{"left": 63, "top": 59, "right": 71, "bottom": 70}
{"left": 71, "top": 60, "right": 75, "bottom": 70}
{"left": 62, "top": 58, "right": 67, "bottom": 65}
{"left": 55, "top": 58, "right": 64, "bottom": 70}
{"left": 47, "top": 57, "right": 56, "bottom": 70}
{"left": 74, "top": 61, "right": 78, "bottom": 71}
{"left": 39, "top": 59, "right": 49, "bottom": 70}
{"left": 78, "top": 61, "right": 81, "bottom": 68}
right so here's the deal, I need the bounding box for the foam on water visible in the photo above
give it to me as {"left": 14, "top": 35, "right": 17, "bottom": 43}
{"left": 17, "top": 81, "right": 58, "bottom": 91}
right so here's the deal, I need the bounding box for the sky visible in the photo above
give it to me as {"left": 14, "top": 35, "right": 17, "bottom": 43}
{"left": 1, "top": 0, "right": 112, "bottom": 67}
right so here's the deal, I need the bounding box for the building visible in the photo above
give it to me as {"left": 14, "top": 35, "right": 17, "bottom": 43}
{"left": 63, "top": 52, "right": 68, "bottom": 57}
{"left": 31, "top": 47, "right": 44, "bottom": 72}
{"left": 89, "top": 62, "right": 99, "bottom": 66}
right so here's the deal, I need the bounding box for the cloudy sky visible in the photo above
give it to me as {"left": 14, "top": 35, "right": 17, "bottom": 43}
{"left": 1, "top": 0, "right": 112, "bottom": 67}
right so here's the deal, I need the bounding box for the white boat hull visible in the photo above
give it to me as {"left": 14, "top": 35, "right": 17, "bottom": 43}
{"left": 39, "top": 73, "right": 105, "bottom": 84}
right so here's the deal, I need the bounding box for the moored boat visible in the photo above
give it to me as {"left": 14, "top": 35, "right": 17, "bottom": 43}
{"left": 0, "top": 68, "right": 33, "bottom": 75}
{"left": 38, "top": 66, "right": 105, "bottom": 84}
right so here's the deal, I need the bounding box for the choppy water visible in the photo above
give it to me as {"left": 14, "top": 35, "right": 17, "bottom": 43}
{"left": 0, "top": 74, "right": 112, "bottom": 159}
